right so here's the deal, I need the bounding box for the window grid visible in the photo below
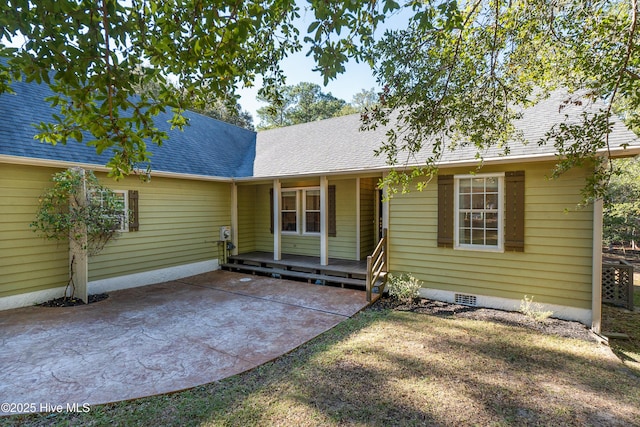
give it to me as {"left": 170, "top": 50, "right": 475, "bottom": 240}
{"left": 455, "top": 174, "right": 503, "bottom": 251}
{"left": 281, "top": 190, "right": 298, "bottom": 233}
{"left": 304, "top": 189, "right": 321, "bottom": 234}
{"left": 92, "top": 190, "right": 129, "bottom": 232}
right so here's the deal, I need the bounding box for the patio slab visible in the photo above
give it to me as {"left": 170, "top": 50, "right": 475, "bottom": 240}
{"left": 0, "top": 270, "right": 368, "bottom": 416}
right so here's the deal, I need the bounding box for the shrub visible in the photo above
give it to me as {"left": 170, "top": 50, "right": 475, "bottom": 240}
{"left": 519, "top": 295, "right": 553, "bottom": 322}
{"left": 30, "top": 168, "right": 125, "bottom": 300}
{"left": 387, "top": 273, "right": 422, "bottom": 303}
{"left": 31, "top": 168, "right": 124, "bottom": 256}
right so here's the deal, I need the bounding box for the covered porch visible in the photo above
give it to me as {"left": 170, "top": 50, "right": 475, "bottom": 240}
{"left": 228, "top": 173, "right": 390, "bottom": 301}
{"left": 231, "top": 174, "right": 387, "bottom": 266}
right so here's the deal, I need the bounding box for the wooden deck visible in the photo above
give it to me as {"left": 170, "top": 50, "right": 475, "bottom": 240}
{"left": 222, "top": 251, "right": 368, "bottom": 289}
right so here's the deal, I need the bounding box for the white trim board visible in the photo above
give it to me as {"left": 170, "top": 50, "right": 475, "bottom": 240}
{"left": 89, "top": 259, "right": 219, "bottom": 294}
{"left": 0, "top": 259, "right": 219, "bottom": 312}
{"left": 0, "top": 286, "right": 69, "bottom": 312}
{"left": 418, "top": 288, "right": 592, "bottom": 326}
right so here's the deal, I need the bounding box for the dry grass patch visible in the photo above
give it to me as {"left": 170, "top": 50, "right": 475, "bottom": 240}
{"left": 5, "top": 305, "right": 640, "bottom": 427}
{"left": 601, "top": 286, "right": 640, "bottom": 374}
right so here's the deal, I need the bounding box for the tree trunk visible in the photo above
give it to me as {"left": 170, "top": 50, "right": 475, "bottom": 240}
{"left": 69, "top": 168, "right": 89, "bottom": 303}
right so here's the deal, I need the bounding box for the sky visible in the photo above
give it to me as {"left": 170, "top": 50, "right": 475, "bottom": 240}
{"left": 237, "top": 4, "right": 413, "bottom": 125}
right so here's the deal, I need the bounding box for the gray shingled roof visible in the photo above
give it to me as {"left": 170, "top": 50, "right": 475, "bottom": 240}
{"left": 254, "top": 91, "right": 640, "bottom": 177}
{"left": 0, "top": 77, "right": 256, "bottom": 178}
{"left": 2, "top": 78, "right": 638, "bottom": 180}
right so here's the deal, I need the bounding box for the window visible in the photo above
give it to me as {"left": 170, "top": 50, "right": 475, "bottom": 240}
{"left": 438, "top": 172, "right": 524, "bottom": 252}
{"left": 92, "top": 189, "right": 129, "bottom": 232}
{"left": 111, "top": 190, "right": 129, "bottom": 232}
{"left": 455, "top": 174, "right": 504, "bottom": 251}
{"left": 304, "top": 189, "right": 321, "bottom": 233}
{"left": 270, "top": 186, "right": 337, "bottom": 237}
{"left": 281, "top": 190, "right": 298, "bottom": 232}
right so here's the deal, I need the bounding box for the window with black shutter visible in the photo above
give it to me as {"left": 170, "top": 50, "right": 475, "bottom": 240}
{"left": 437, "top": 172, "right": 524, "bottom": 251}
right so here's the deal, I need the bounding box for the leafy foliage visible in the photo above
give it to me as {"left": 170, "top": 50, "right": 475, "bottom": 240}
{"left": 1, "top": 0, "right": 638, "bottom": 200}
{"left": 519, "top": 295, "right": 554, "bottom": 322}
{"left": 387, "top": 273, "right": 422, "bottom": 303}
{"left": 0, "top": 0, "right": 393, "bottom": 178}
{"left": 134, "top": 76, "right": 254, "bottom": 130}
{"left": 31, "top": 168, "right": 125, "bottom": 256}
{"left": 256, "top": 82, "right": 347, "bottom": 129}
{"left": 362, "top": 0, "right": 640, "bottom": 201}
{"left": 604, "top": 158, "right": 640, "bottom": 248}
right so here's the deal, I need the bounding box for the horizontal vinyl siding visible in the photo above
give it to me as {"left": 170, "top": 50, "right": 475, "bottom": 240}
{"left": 389, "top": 162, "right": 594, "bottom": 309}
{"left": 0, "top": 164, "right": 68, "bottom": 297}
{"left": 253, "top": 183, "right": 273, "bottom": 253}
{"left": 89, "top": 175, "right": 231, "bottom": 281}
{"left": 330, "top": 179, "right": 357, "bottom": 260}
{"left": 237, "top": 185, "right": 257, "bottom": 253}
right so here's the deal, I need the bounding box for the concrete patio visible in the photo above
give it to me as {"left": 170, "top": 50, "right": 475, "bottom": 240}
{"left": 0, "top": 270, "right": 368, "bottom": 415}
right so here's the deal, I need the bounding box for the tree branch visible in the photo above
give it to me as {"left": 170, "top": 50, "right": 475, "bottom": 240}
{"left": 101, "top": 0, "right": 114, "bottom": 123}
{"left": 605, "top": 0, "right": 638, "bottom": 165}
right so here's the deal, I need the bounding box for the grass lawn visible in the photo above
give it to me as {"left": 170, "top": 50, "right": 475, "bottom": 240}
{"left": 4, "top": 304, "right": 640, "bottom": 427}
{"left": 602, "top": 285, "right": 640, "bottom": 374}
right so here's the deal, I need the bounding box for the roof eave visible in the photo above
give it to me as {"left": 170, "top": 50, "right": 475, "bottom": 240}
{"left": 237, "top": 146, "right": 640, "bottom": 182}
{"left": 0, "top": 155, "right": 234, "bottom": 183}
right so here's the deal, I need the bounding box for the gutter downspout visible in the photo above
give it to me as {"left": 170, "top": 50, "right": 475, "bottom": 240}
{"left": 230, "top": 183, "right": 238, "bottom": 256}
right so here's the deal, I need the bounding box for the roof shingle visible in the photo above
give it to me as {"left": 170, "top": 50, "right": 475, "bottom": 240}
{"left": 254, "top": 91, "right": 640, "bottom": 177}
{"left": 1, "top": 80, "right": 638, "bottom": 179}
{"left": 0, "top": 77, "right": 256, "bottom": 178}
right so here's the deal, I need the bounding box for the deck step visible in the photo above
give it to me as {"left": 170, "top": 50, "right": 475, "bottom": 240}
{"left": 226, "top": 255, "right": 366, "bottom": 279}
{"left": 221, "top": 263, "right": 366, "bottom": 288}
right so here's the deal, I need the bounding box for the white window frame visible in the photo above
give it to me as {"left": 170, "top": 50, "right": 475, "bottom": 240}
{"left": 281, "top": 190, "right": 299, "bottom": 234}
{"left": 91, "top": 189, "right": 129, "bottom": 232}
{"left": 280, "top": 186, "right": 322, "bottom": 236}
{"left": 302, "top": 187, "right": 321, "bottom": 235}
{"left": 454, "top": 173, "right": 504, "bottom": 252}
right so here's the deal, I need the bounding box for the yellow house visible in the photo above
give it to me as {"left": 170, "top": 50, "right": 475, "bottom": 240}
{"left": 1, "top": 78, "right": 638, "bottom": 332}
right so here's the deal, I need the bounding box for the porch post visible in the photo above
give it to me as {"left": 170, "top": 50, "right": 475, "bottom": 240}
{"left": 355, "top": 177, "right": 361, "bottom": 259}
{"left": 273, "top": 179, "right": 282, "bottom": 261}
{"left": 591, "top": 198, "right": 603, "bottom": 334}
{"left": 230, "top": 183, "right": 238, "bottom": 256}
{"left": 320, "top": 175, "right": 329, "bottom": 266}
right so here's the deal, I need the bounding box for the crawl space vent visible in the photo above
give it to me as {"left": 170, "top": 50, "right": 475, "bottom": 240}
{"left": 455, "top": 293, "right": 477, "bottom": 306}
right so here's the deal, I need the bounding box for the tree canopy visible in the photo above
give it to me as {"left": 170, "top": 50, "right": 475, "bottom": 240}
{"left": 1, "top": 0, "right": 638, "bottom": 199}
{"left": 360, "top": 0, "right": 640, "bottom": 200}
{"left": 0, "top": 0, "right": 390, "bottom": 178}
{"left": 134, "top": 77, "right": 254, "bottom": 130}
{"left": 604, "top": 158, "right": 640, "bottom": 249}
{"left": 257, "top": 85, "right": 379, "bottom": 129}
{"left": 256, "top": 82, "right": 347, "bottom": 129}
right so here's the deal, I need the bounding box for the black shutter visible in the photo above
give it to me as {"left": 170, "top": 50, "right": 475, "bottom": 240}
{"left": 505, "top": 171, "right": 525, "bottom": 252}
{"left": 329, "top": 185, "right": 336, "bottom": 237}
{"left": 128, "top": 190, "right": 139, "bottom": 232}
{"left": 269, "top": 188, "right": 274, "bottom": 234}
{"left": 437, "top": 175, "right": 454, "bottom": 247}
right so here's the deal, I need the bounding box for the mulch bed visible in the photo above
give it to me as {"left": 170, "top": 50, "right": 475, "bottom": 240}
{"left": 371, "top": 297, "right": 595, "bottom": 342}
{"left": 38, "top": 293, "right": 109, "bottom": 307}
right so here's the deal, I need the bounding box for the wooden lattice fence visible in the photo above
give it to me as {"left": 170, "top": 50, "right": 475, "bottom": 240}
{"left": 602, "top": 258, "right": 635, "bottom": 310}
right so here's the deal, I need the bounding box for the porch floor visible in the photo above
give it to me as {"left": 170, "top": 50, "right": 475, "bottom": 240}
{"left": 223, "top": 251, "right": 368, "bottom": 288}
